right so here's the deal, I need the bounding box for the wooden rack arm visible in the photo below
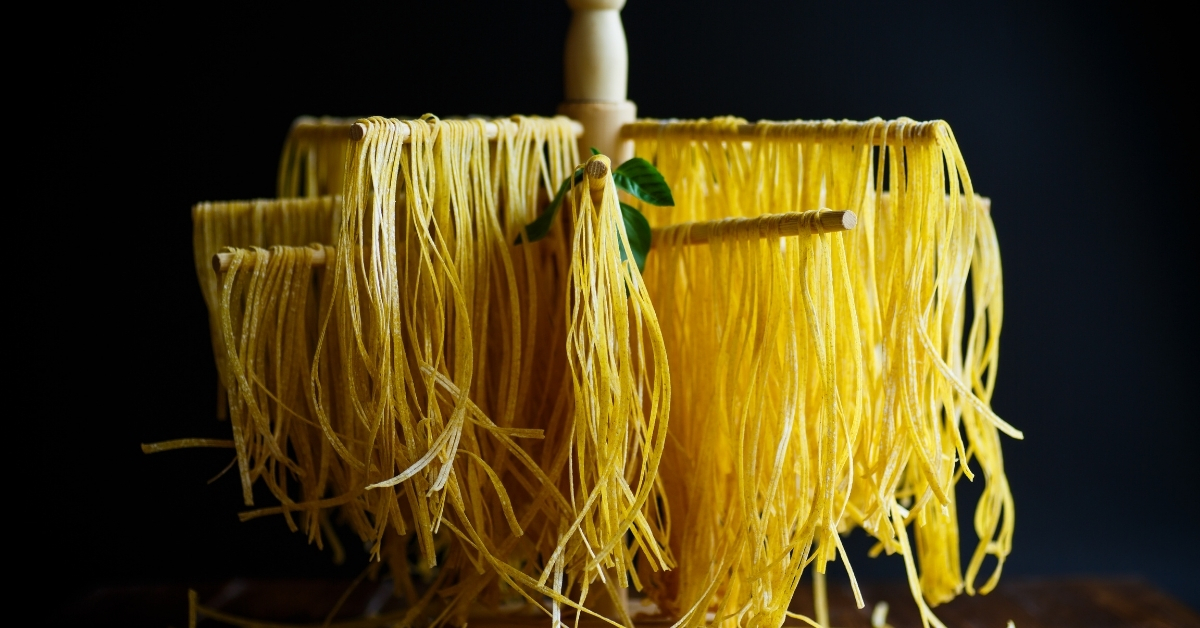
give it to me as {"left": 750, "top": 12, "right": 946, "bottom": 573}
{"left": 211, "top": 211, "right": 855, "bottom": 273}
{"left": 212, "top": 247, "right": 329, "bottom": 273}
{"left": 620, "top": 121, "right": 945, "bottom": 145}
{"left": 649, "top": 210, "right": 857, "bottom": 247}
{"left": 349, "top": 119, "right": 585, "bottom": 142}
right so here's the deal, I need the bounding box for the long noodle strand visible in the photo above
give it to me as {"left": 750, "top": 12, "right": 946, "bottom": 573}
{"left": 192, "top": 197, "right": 340, "bottom": 419}
{"left": 277, "top": 116, "right": 354, "bottom": 198}
{"left": 168, "top": 113, "right": 1015, "bottom": 628}
{"left": 627, "top": 117, "right": 1018, "bottom": 625}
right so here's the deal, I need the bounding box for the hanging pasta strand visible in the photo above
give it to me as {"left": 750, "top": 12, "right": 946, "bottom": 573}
{"left": 626, "top": 116, "right": 1019, "bottom": 626}
{"left": 309, "top": 114, "right": 630, "bottom": 624}
{"left": 193, "top": 197, "right": 340, "bottom": 419}
{"left": 166, "top": 113, "right": 606, "bottom": 626}
{"left": 643, "top": 206, "right": 861, "bottom": 627}
{"left": 429, "top": 116, "right": 585, "bottom": 620}
{"left": 278, "top": 116, "right": 355, "bottom": 198}
{"left": 164, "top": 106, "right": 1016, "bottom": 628}
{"left": 204, "top": 245, "right": 341, "bottom": 546}
{"left": 529, "top": 155, "right": 672, "bottom": 625}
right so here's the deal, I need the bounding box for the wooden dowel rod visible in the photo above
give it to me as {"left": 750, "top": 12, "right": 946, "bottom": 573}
{"left": 649, "top": 210, "right": 856, "bottom": 247}
{"left": 211, "top": 211, "right": 855, "bottom": 273}
{"left": 212, "top": 247, "right": 328, "bottom": 273}
{"left": 350, "top": 119, "right": 585, "bottom": 142}
{"left": 620, "top": 122, "right": 940, "bottom": 145}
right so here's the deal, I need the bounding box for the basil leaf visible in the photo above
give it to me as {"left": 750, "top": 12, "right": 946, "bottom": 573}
{"left": 619, "top": 202, "right": 651, "bottom": 273}
{"left": 613, "top": 157, "right": 674, "bottom": 207}
{"left": 516, "top": 168, "right": 584, "bottom": 244}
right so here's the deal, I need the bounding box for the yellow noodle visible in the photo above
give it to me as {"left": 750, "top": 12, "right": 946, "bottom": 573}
{"left": 313, "top": 114, "right": 623, "bottom": 623}
{"left": 140, "top": 439, "right": 234, "bottom": 453}
{"left": 192, "top": 111, "right": 583, "bottom": 622}
{"left": 277, "top": 116, "right": 355, "bottom": 198}
{"left": 645, "top": 208, "right": 859, "bottom": 627}
{"left": 175, "top": 111, "right": 1013, "bottom": 628}
{"left": 540, "top": 157, "right": 672, "bottom": 624}
{"left": 192, "top": 197, "right": 340, "bottom": 418}
{"left": 185, "top": 116, "right": 590, "bottom": 623}
{"left": 217, "top": 244, "right": 339, "bottom": 548}
{"left": 628, "top": 117, "right": 1018, "bottom": 625}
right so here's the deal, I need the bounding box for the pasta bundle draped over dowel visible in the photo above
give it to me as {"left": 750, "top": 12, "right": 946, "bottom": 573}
{"left": 169, "top": 112, "right": 1018, "bottom": 628}
{"left": 185, "top": 115, "right": 682, "bottom": 625}
{"left": 628, "top": 117, "right": 1017, "bottom": 628}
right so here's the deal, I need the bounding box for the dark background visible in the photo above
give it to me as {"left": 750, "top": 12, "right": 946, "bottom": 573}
{"left": 51, "top": 0, "right": 1197, "bottom": 613}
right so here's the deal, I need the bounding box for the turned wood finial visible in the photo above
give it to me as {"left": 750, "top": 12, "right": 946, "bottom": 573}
{"left": 560, "top": 0, "right": 636, "bottom": 164}
{"left": 563, "top": 0, "right": 628, "bottom": 101}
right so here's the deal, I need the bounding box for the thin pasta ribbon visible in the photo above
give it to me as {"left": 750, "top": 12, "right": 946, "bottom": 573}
{"left": 629, "top": 117, "right": 1017, "bottom": 627}
{"left": 167, "top": 113, "right": 1015, "bottom": 628}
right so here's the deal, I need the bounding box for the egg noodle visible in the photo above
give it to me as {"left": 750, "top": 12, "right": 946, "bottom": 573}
{"left": 628, "top": 117, "right": 1017, "bottom": 628}
{"left": 155, "top": 114, "right": 1018, "bottom": 628}
{"left": 277, "top": 116, "right": 356, "bottom": 199}
{"left": 192, "top": 196, "right": 340, "bottom": 420}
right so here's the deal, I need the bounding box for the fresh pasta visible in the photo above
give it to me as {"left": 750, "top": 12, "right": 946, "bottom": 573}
{"left": 161, "top": 112, "right": 1017, "bottom": 628}
{"left": 277, "top": 116, "right": 355, "bottom": 198}
{"left": 192, "top": 196, "right": 340, "bottom": 419}
{"left": 627, "top": 117, "right": 1018, "bottom": 628}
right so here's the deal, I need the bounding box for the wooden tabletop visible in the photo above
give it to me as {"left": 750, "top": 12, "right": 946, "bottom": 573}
{"left": 61, "top": 578, "right": 1198, "bottom": 628}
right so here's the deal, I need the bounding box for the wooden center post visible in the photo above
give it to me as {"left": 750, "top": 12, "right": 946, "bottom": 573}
{"left": 559, "top": 0, "right": 637, "bottom": 164}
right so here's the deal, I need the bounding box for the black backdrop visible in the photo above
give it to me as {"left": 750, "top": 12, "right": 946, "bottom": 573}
{"left": 52, "top": 0, "right": 1197, "bottom": 611}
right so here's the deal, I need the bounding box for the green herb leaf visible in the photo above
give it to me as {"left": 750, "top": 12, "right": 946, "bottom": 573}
{"left": 613, "top": 157, "right": 674, "bottom": 207}
{"left": 619, "top": 202, "right": 652, "bottom": 273}
{"left": 516, "top": 168, "right": 584, "bottom": 244}
{"left": 590, "top": 146, "right": 601, "bottom": 155}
